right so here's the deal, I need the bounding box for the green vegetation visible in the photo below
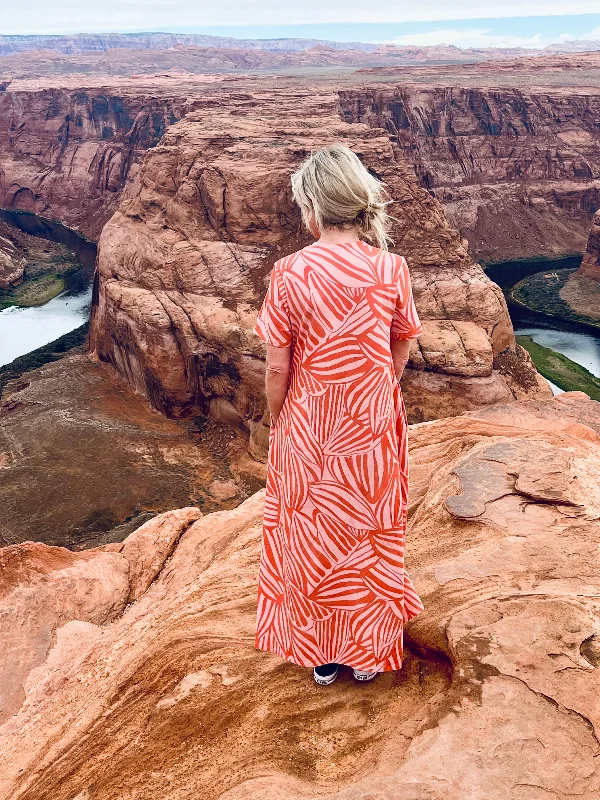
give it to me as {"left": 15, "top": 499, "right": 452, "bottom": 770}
{"left": 0, "top": 322, "right": 89, "bottom": 397}
{"left": 517, "top": 335, "right": 600, "bottom": 401}
{"left": 511, "top": 268, "right": 600, "bottom": 330}
{"left": 0, "top": 274, "right": 66, "bottom": 310}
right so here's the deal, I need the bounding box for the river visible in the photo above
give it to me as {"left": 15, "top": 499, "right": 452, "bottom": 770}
{"left": 1, "top": 215, "right": 599, "bottom": 392}
{"left": 484, "top": 255, "right": 600, "bottom": 394}
{"left": 0, "top": 210, "right": 96, "bottom": 367}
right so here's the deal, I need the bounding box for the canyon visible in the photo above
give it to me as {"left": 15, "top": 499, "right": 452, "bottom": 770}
{"left": 87, "top": 86, "right": 549, "bottom": 450}
{"left": 2, "top": 53, "right": 599, "bottom": 261}
{"left": 0, "top": 80, "right": 207, "bottom": 238}
{"left": 3, "top": 50, "right": 600, "bottom": 529}
{"left": 341, "top": 54, "right": 600, "bottom": 263}
{"left": 1, "top": 392, "right": 600, "bottom": 799}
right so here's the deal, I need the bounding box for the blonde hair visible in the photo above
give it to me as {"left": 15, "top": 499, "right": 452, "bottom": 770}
{"left": 291, "top": 144, "right": 392, "bottom": 250}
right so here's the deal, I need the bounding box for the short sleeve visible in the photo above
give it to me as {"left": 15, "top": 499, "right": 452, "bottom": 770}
{"left": 253, "top": 265, "right": 293, "bottom": 347}
{"left": 390, "top": 256, "right": 423, "bottom": 341}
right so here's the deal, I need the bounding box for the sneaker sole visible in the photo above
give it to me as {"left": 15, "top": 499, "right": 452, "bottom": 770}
{"left": 353, "top": 671, "right": 378, "bottom": 682}
{"left": 314, "top": 670, "right": 339, "bottom": 686}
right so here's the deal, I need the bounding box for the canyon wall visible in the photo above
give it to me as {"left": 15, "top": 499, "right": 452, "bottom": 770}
{"left": 340, "top": 86, "right": 600, "bottom": 262}
{"left": 89, "top": 88, "right": 549, "bottom": 456}
{"left": 0, "top": 85, "right": 197, "bottom": 239}
{"left": 578, "top": 209, "right": 600, "bottom": 281}
{"left": 0, "top": 221, "right": 25, "bottom": 287}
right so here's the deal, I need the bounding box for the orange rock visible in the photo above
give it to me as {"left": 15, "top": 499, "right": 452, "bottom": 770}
{"left": 1, "top": 394, "right": 600, "bottom": 798}
{"left": 89, "top": 90, "right": 548, "bottom": 451}
{"left": 340, "top": 78, "right": 600, "bottom": 263}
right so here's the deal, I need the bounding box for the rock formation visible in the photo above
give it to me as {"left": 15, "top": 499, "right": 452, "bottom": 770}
{"left": 88, "top": 88, "right": 549, "bottom": 451}
{"left": 0, "top": 217, "right": 83, "bottom": 293}
{"left": 0, "top": 221, "right": 25, "bottom": 288}
{"left": 1, "top": 392, "right": 599, "bottom": 799}
{"left": 578, "top": 209, "right": 600, "bottom": 281}
{"left": 553, "top": 207, "right": 600, "bottom": 325}
{"left": 0, "top": 85, "right": 200, "bottom": 239}
{"left": 340, "top": 78, "right": 600, "bottom": 262}
{"left": 0, "top": 353, "right": 262, "bottom": 549}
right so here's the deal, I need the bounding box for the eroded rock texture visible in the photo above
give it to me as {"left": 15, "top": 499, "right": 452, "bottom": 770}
{"left": 0, "top": 353, "right": 258, "bottom": 549}
{"left": 340, "top": 86, "right": 600, "bottom": 262}
{"left": 0, "top": 87, "right": 197, "bottom": 238}
{"left": 579, "top": 209, "right": 600, "bottom": 281}
{"left": 0, "top": 221, "right": 25, "bottom": 288}
{"left": 1, "top": 393, "right": 599, "bottom": 799}
{"left": 89, "top": 89, "right": 549, "bottom": 451}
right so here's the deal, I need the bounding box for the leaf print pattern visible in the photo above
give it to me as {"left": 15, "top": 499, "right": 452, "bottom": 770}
{"left": 253, "top": 241, "right": 424, "bottom": 673}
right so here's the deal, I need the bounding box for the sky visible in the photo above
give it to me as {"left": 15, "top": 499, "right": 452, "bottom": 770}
{"left": 2, "top": 2, "right": 600, "bottom": 49}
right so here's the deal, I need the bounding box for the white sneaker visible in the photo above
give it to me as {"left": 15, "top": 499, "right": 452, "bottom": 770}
{"left": 353, "top": 668, "right": 378, "bottom": 682}
{"left": 314, "top": 663, "right": 339, "bottom": 686}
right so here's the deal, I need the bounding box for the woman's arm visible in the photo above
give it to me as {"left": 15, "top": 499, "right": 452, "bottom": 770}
{"left": 391, "top": 338, "right": 411, "bottom": 382}
{"left": 265, "top": 343, "right": 292, "bottom": 424}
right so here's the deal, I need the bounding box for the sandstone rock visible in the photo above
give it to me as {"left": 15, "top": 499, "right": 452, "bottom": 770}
{"left": 0, "top": 87, "right": 201, "bottom": 239}
{"left": 340, "top": 83, "right": 600, "bottom": 262}
{"left": 551, "top": 210, "right": 600, "bottom": 322}
{"left": 0, "top": 225, "right": 25, "bottom": 289}
{"left": 0, "top": 507, "right": 199, "bottom": 727}
{"left": 89, "top": 89, "right": 548, "bottom": 453}
{"left": 1, "top": 393, "right": 600, "bottom": 799}
{"left": 578, "top": 209, "right": 600, "bottom": 281}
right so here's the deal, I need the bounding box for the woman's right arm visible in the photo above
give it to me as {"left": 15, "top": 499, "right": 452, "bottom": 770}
{"left": 391, "top": 338, "right": 411, "bottom": 381}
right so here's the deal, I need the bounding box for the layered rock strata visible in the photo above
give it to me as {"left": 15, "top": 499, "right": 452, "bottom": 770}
{"left": 553, "top": 208, "right": 600, "bottom": 324}
{"left": 1, "top": 393, "right": 599, "bottom": 799}
{"left": 89, "top": 89, "right": 549, "bottom": 452}
{"left": 0, "top": 221, "right": 25, "bottom": 288}
{"left": 340, "top": 86, "right": 600, "bottom": 262}
{"left": 0, "top": 86, "right": 199, "bottom": 238}
{"left": 578, "top": 208, "right": 600, "bottom": 281}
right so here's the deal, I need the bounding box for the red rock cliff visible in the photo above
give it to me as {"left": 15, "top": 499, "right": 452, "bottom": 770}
{"left": 0, "top": 86, "right": 196, "bottom": 238}
{"left": 340, "top": 86, "right": 600, "bottom": 262}
{"left": 89, "top": 89, "right": 549, "bottom": 456}
{"left": 578, "top": 209, "right": 600, "bottom": 281}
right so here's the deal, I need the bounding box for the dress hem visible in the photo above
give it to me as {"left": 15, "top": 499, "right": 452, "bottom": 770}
{"left": 255, "top": 604, "right": 424, "bottom": 672}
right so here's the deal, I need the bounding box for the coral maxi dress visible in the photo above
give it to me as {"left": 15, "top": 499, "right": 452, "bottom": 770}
{"left": 253, "top": 240, "right": 424, "bottom": 672}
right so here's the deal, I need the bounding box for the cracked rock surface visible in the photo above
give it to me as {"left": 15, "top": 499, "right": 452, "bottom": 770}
{"left": 1, "top": 392, "right": 599, "bottom": 800}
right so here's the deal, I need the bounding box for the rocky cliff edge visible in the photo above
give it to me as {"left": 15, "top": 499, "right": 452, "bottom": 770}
{"left": 1, "top": 392, "right": 600, "bottom": 799}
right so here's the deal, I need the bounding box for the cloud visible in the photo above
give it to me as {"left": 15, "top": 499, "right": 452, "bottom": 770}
{"left": 556, "top": 25, "right": 600, "bottom": 42}
{"left": 3, "top": 1, "right": 600, "bottom": 35}
{"left": 386, "top": 28, "right": 546, "bottom": 49}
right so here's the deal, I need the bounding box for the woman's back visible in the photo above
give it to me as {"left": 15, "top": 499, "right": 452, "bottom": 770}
{"left": 253, "top": 143, "right": 424, "bottom": 679}
{"left": 257, "top": 240, "right": 422, "bottom": 371}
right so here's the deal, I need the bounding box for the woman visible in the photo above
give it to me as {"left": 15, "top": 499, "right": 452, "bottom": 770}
{"left": 253, "top": 144, "right": 424, "bottom": 686}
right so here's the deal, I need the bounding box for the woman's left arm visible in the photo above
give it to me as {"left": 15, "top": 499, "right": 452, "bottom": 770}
{"left": 265, "top": 343, "right": 292, "bottom": 425}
